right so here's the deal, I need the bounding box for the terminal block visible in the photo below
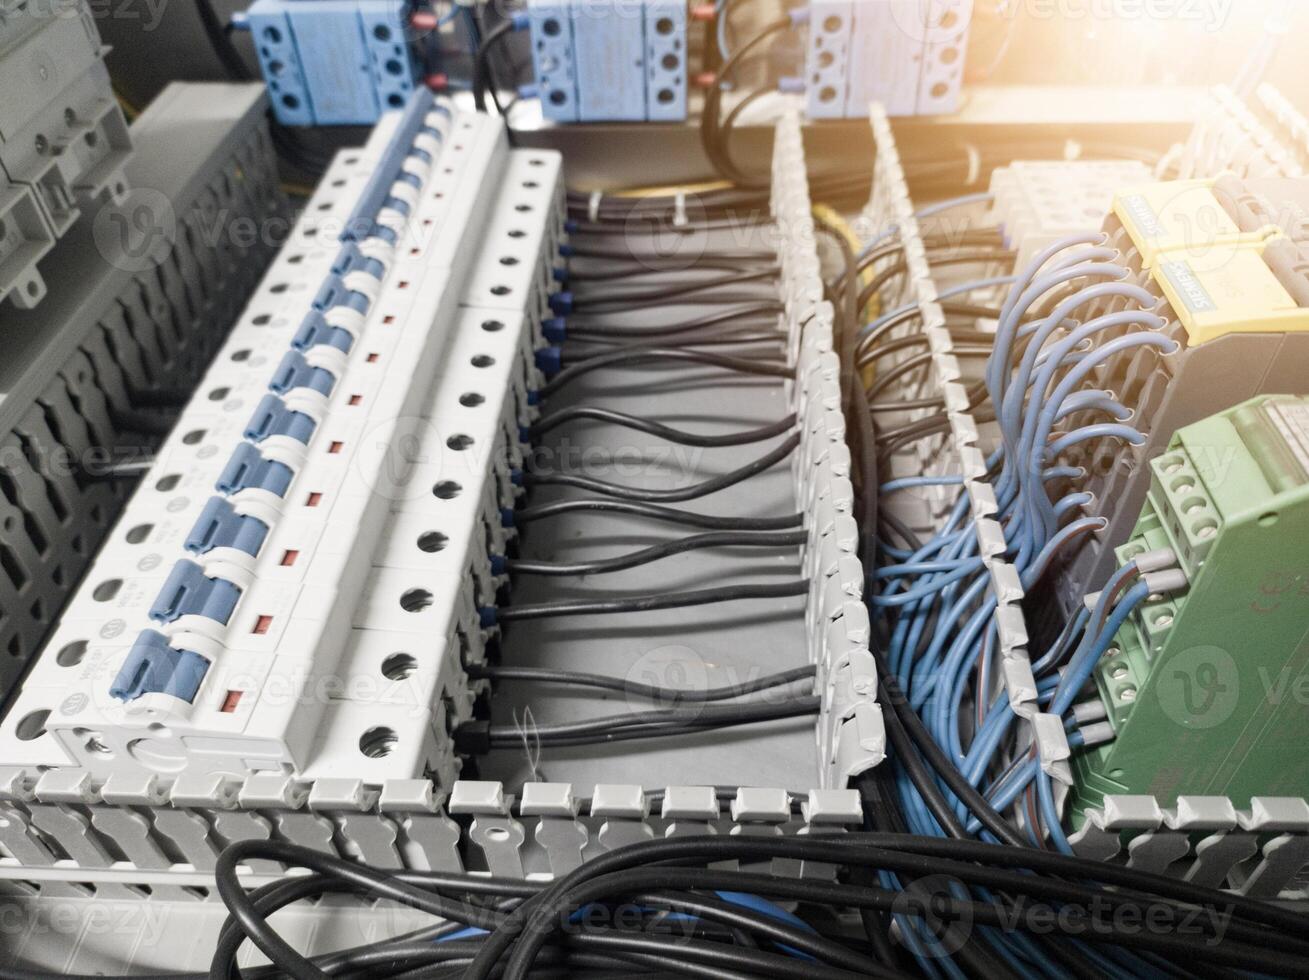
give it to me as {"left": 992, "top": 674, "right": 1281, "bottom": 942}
{"left": 0, "top": 91, "right": 565, "bottom": 795}
{"left": 989, "top": 160, "right": 1156, "bottom": 271}
{"left": 805, "top": 0, "right": 972, "bottom": 120}
{"left": 1072, "top": 396, "right": 1309, "bottom": 818}
{"left": 529, "top": 0, "right": 687, "bottom": 123}
{"left": 0, "top": 0, "right": 131, "bottom": 307}
{"left": 1059, "top": 175, "right": 1309, "bottom": 613}
{"left": 246, "top": 0, "right": 419, "bottom": 126}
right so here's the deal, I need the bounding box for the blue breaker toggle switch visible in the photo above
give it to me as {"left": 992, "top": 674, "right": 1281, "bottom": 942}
{"left": 245, "top": 394, "right": 317, "bottom": 445}
{"left": 149, "top": 560, "right": 242, "bottom": 626}
{"left": 313, "top": 276, "right": 370, "bottom": 314}
{"left": 331, "top": 243, "right": 386, "bottom": 280}
{"left": 269, "top": 350, "right": 336, "bottom": 397}
{"left": 217, "top": 443, "right": 294, "bottom": 497}
{"left": 110, "top": 630, "right": 211, "bottom": 704}
{"left": 186, "top": 497, "right": 270, "bottom": 558}
{"left": 293, "top": 311, "right": 354, "bottom": 354}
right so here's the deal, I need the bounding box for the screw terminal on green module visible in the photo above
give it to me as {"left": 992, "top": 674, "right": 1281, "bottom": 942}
{"left": 1071, "top": 394, "right": 1309, "bottom": 824}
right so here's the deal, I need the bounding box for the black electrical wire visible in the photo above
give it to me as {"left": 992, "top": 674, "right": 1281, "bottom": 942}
{"left": 528, "top": 408, "right": 796, "bottom": 447}
{"left": 492, "top": 863, "right": 1309, "bottom": 980}
{"left": 855, "top": 333, "right": 994, "bottom": 372}
{"left": 563, "top": 303, "right": 783, "bottom": 339}
{"left": 190, "top": 835, "right": 1309, "bottom": 980}
{"left": 568, "top": 269, "right": 779, "bottom": 309}
{"left": 542, "top": 348, "right": 793, "bottom": 396}
{"left": 472, "top": 19, "right": 515, "bottom": 113}
{"left": 513, "top": 499, "right": 803, "bottom": 530}
{"left": 495, "top": 579, "right": 809, "bottom": 621}
{"left": 197, "top": 0, "right": 253, "bottom": 80}
{"left": 467, "top": 663, "right": 816, "bottom": 702}
{"left": 635, "top": 891, "right": 883, "bottom": 976}
{"left": 868, "top": 645, "right": 1027, "bottom": 848}
{"left": 507, "top": 528, "right": 806, "bottom": 576}
{"left": 855, "top": 249, "right": 1015, "bottom": 313}
{"left": 564, "top": 243, "right": 779, "bottom": 263}
{"left": 523, "top": 432, "right": 798, "bottom": 502}
{"left": 564, "top": 259, "right": 779, "bottom": 282}
{"left": 478, "top": 696, "right": 821, "bottom": 745}
{"left": 699, "top": 17, "right": 795, "bottom": 186}
{"left": 566, "top": 332, "right": 787, "bottom": 352}
{"left": 211, "top": 843, "right": 509, "bottom": 980}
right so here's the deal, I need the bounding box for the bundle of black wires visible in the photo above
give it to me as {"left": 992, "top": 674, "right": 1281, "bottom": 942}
{"left": 150, "top": 833, "right": 1309, "bottom": 980}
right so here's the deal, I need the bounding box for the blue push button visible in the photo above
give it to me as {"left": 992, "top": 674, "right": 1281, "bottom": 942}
{"left": 150, "top": 560, "right": 241, "bottom": 626}
{"left": 245, "top": 394, "right": 316, "bottom": 445}
{"left": 269, "top": 350, "right": 336, "bottom": 397}
{"left": 186, "top": 497, "right": 269, "bottom": 558}
{"left": 110, "top": 630, "right": 210, "bottom": 703}
{"left": 217, "top": 443, "right": 294, "bottom": 497}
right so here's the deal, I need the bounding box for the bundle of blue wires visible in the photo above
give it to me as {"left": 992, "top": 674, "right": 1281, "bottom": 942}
{"left": 857, "top": 220, "right": 1189, "bottom": 976}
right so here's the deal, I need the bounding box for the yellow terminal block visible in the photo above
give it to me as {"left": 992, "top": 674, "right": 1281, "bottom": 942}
{"left": 1113, "top": 179, "right": 1275, "bottom": 269}
{"left": 1153, "top": 245, "right": 1309, "bottom": 345}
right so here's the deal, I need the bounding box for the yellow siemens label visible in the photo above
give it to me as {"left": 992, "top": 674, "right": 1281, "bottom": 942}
{"left": 1113, "top": 180, "right": 1272, "bottom": 269}
{"left": 1155, "top": 248, "right": 1309, "bottom": 345}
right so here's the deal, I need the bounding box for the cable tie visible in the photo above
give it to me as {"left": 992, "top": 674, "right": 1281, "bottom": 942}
{"left": 963, "top": 141, "right": 982, "bottom": 186}
{"left": 673, "top": 192, "right": 688, "bottom": 228}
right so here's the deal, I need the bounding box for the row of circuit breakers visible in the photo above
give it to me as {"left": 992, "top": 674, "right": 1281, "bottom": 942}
{"left": 241, "top": 0, "right": 972, "bottom": 126}
{"left": 0, "top": 89, "right": 570, "bottom": 788}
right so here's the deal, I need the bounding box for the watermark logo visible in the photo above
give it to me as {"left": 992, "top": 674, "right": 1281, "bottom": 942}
{"left": 1155, "top": 644, "right": 1239, "bottom": 729}
{"left": 1000, "top": 0, "right": 1234, "bottom": 33}
{"left": 92, "top": 188, "right": 175, "bottom": 273}
{"left": 890, "top": 876, "right": 975, "bottom": 958}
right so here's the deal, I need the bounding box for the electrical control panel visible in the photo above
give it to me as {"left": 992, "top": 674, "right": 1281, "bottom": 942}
{"left": 8, "top": 8, "right": 1309, "bottom": 975}
{"left": 529, "top": 0, "right": 688, "bottom": 123}
{"left": 246, "top": 0, "right": 419, "bottom": 126}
